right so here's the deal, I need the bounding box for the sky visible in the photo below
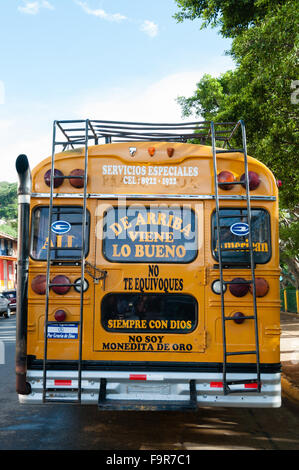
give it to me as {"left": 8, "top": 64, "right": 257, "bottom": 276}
{"left": 0, "top": 0, "right": 234, "bottom": 182}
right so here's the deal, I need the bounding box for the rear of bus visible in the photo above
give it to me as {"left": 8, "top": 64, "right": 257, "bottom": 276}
{"left": 16, "top": 137, "right": 281, "bottom": 408}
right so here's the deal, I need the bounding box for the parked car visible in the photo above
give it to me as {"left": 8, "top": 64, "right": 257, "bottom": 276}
{"left": 2, "top": 289, "right": 16, "bottom": 312}
{"left": 0, "top": 293, "right": 11, "bottom": 318}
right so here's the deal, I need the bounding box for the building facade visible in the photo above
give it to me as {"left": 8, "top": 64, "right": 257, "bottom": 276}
{"left": 0, "top": 232, "right": 17, "bottom": 291}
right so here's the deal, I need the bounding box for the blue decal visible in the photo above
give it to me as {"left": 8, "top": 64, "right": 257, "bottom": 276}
{"left": 230, "top": 222, "right": 250, "bottom": 237}
{"left": 47, "top": 323, "right": 78, "bottom": 339}
{"left": 51, "top": 220, "right": 71, "bottom": 235}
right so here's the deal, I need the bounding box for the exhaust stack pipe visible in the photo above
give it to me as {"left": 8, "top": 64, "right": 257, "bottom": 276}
{"left": 15, "top": 154, "right": 32, "bottom": 395}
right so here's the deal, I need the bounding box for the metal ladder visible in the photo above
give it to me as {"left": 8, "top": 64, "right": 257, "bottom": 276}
{"left": 42, "top": 120, "right": 90, "bottom": 403}
{"left": 211, "top": 120, "right": 261, "bottom": 395}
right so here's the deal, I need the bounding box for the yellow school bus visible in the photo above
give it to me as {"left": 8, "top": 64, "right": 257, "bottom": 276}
{"left": 15, "top": 120, "right": 281, "bottom": 409}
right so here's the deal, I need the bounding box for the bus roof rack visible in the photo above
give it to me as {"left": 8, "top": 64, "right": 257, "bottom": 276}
{"left": 53, "top": 119, "right": 243, "bottom": 150}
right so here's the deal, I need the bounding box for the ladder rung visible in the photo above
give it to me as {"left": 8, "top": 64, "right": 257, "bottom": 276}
{"left": 60, "top": 175, "right": 84, "bottom": 180}
{"left": 50, "top": 175, "right": 84, "bottom": 180}
{"left": 226, "top": 379, "right": 260, "bottom": 385}
{"left": 224, "top": 315, "right": 255, "bottom": 321}
{"left": 218, "top": 214, "right": 248, "bottom": 218}
{"left": 48, "top": 283, "right": 79, "bottom": 287}
{"left": 55, "top": 141, "right": 86, "bottom": 145}
{"left": 218, "top": 181, "right": 244, "bottom": 186}
{"left": 223, "top": 279, "right": 253, "bottom": 285}
{"left": 216, "top": 148, "right": 244, "bottom": 154}
{"left": 226, "top": 351, "right": 257, "bottom": 356}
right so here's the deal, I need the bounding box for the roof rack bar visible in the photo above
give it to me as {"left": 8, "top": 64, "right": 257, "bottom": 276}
{"left": 54, "top": 119, "right": 244, "bottom": 148}
{"left": 88, "top": 120, "right": 99, "bottom": 144}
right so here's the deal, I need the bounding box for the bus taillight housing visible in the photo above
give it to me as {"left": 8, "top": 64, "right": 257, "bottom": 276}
{"left": 241, "top": 171, "right": 260, "bottom": 190}
{"left": 51, "top": 275, "right": 71, "bottom": 295}
{"left": 217, "top": 171, "right": 235, "bottom": 190}
{"left": 69, "top": 169, "right": 85, "bottom": 188}
{"left": 229, "top": 278, "right": 250, "bottom": 297}
{"left": 44, "top": 169, "right": 64, "bottom": 188}
{"left": 31, "top": 275, "right": 46, "bottom": 295}
{"left": 54, "top": 309, "right": 67, "bottom": 322}
{"left": 250, "top": 278, "right": 269, "bottom": 297}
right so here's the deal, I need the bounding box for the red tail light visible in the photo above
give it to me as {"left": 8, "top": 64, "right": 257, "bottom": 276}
{"left": 31, "top": 275, "right": 46, "bottom": 295}
{"left": 129, "top": 375, "right": 147, "bottom": 381}
{"left": 229, "top": 278, "right": 250, "bottom": 297}
{"left": 241, "top": 171, "right": 260, "bottom": 190}
{"left": 69, "top": 169, "right": 85, "bottom": 188}
{"left": 44, "top": 169, "right": 64, "bottom": 188}
{"left": 232, "top": 312, "right": 246, "bottom": 324}
{"left": 210, "top": 382, "right": 223, "bottom": 388}
{"left": 54, "top": 309, "right": 67, "bottom": 322}
{"left": 245, "top": 383, "right": 258, "bottom": 389}
{"left": 250, "top": 278, "right": 269, "bottom": 297}
{"left": 54, "top": 380, "right": 72, "bottom": 386}
{"left": 217, "top": 171, "right": 235, "bottom": 190}
{"left": 51, "top": 275, "right": 71, "bottom": 294}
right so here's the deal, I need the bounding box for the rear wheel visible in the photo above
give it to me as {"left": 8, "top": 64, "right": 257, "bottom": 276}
{"left": 4, "top": 307, "right": 10, "bottom": 319}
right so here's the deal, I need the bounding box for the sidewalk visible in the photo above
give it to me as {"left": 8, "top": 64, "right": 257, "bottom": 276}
{"left": 280, "top": 312, "right": 299, "bottom": 403}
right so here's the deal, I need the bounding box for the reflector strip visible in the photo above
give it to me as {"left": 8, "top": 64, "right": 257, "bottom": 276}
{"left": 245, "top": 383, "right": 258, "bottom": 389}
{"left": 210, "top": 382, "right": 223, "bottom": 388}
{"left": 54, "top": 380, "right": 72, "bottom": 386}
{"left": 129, "top": 374, "right": 147, "bottom": 381}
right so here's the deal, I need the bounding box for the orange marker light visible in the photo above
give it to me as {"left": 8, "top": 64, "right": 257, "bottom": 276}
{"left": 167, "top": 148, "right": 175, "bottom": 158}
{"left": 217, "top": 171, "right": 235, "bottom": 190}
{"left": 148, "top": 147, "right": 156, "bottom": 157}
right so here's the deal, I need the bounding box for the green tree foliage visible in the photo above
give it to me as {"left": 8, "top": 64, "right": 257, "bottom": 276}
{"left": 174, "top": 0, "right": 288, "bottom": 38}
{"left": 175, "top": 0, "right": 299, "bottom": 287}
{"left": 0, "top": 182, "right": 18, "bottom": 237}
{"left": 280, "top": 208, "right": 299, "bottom": 290}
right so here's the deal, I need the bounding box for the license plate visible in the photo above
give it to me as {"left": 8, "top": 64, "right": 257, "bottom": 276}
{"left": 127, "top": 382, "right": 170, "bottom": 396}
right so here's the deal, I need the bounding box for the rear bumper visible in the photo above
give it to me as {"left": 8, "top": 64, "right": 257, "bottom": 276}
{"left": 19, "top": 369, "right": 281, "bottom": 408}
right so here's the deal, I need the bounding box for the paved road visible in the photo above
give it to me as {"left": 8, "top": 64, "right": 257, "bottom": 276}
{"left": 1, "top": 316, "right": 299, "bottom": 451}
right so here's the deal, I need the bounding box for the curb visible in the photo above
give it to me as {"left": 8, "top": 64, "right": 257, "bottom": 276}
{"left": 281, "top": 374, "right": 299, "bottom": 404}
{"left": 281, "top": 311, "right": 299, "bottom": 319}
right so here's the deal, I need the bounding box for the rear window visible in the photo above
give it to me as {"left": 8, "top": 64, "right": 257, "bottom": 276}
{"left": 103, "top": 206, "right": 197, "bottom": 264}
{"left": 211, "top": 208, "right": 271, "bottom": 264}
{"left": 101, "top": 293, "right": 198, "bottom": 334}
{"left": 31, "top": 206, "right": 90, "bottom": 260}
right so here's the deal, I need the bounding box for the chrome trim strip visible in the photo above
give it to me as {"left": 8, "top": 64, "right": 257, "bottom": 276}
{"left": 31, "top": 193, "right": 276, "bottom": 201}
